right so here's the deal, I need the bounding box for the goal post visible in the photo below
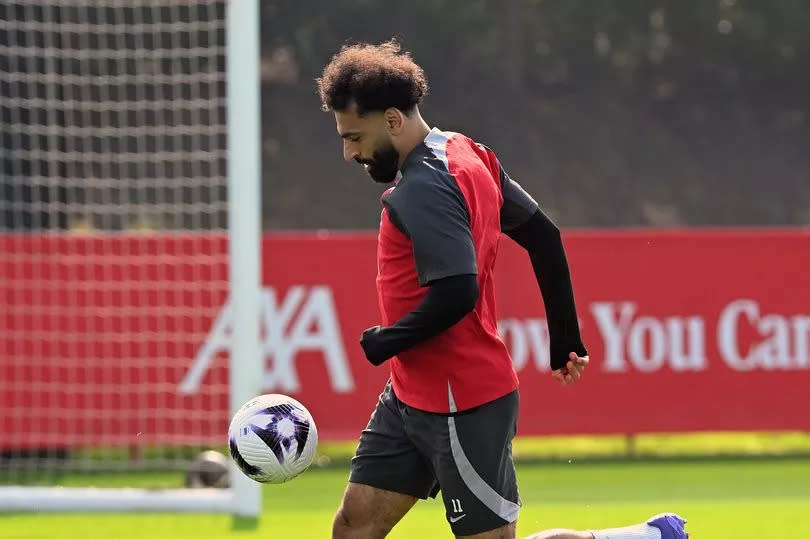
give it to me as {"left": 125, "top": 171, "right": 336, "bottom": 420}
{"left": 0, "top": 0, "right": 262, "bottom": 515}
{"left": 225, "top": 0, "right": 262, "bottom": 518}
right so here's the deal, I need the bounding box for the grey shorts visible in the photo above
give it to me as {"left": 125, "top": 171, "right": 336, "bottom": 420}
{"left": 349, "top": 381, "right": 521, "bottom": 536}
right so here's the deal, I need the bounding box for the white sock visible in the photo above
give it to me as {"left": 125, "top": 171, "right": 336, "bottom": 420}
{"left": 590, "top": 523, "right": 662, "bottom": 539}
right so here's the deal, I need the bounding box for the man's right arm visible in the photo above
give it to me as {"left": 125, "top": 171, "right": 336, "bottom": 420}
{"left": 499, "top": 165, "right": 588, "bottom": 372}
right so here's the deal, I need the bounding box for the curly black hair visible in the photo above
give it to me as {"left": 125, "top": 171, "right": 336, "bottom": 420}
{"left": 316, "top": 39, "right": 428, "bottom": 115}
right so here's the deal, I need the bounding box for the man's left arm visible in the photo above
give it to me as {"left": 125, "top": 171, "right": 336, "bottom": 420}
{"left": 498, "top": 163, "right": 588, "bottom": 382}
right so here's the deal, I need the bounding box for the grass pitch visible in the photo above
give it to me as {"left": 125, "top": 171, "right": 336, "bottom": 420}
{"left": 4, "top": 456, "right": 810, "bottom": 538}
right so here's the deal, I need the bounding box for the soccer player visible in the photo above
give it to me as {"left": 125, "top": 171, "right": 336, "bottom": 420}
{"left": 317, "top": 40, "right": 688, "bottom": 539}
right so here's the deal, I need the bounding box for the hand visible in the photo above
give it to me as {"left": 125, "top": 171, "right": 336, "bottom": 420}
{"left": 551, "top": 352, "right": 589, "bottom": 386}
{"left": 359, "top": 325, "right": 389, "bottom": 366}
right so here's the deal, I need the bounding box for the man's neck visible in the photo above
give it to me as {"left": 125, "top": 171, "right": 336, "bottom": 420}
{"left": 396, "top": 115, "right": 431, "bottom": 170}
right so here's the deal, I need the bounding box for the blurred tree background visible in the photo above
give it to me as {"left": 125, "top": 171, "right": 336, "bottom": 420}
{"left": 259, "top": 0, "right": 809, "bottom": 229}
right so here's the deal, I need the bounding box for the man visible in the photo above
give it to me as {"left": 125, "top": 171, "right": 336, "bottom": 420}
{"left": 316, "top": 40, "right": 688, "bottom": 539}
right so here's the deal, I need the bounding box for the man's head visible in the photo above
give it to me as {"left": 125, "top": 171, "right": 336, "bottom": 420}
{"left": 316, "top": 40, "right": 429, "bottom": 183}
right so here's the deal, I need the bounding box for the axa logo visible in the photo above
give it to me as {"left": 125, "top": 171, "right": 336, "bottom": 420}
{"left": 179, "top": 285, "right": 355, "bottom": 395}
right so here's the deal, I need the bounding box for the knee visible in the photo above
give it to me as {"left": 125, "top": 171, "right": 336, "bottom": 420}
{"left": 332, "top": 505, "right": 384, "bottom": 539}
{"left": 332, "top": 505, "right": 357, "bottom": 537}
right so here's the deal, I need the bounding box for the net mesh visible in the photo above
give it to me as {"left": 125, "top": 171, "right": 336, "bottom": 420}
{"left": 0, "top": 0, "right": 231, "bottom": 483}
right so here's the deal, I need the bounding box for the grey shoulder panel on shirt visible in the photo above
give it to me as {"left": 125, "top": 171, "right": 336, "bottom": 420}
{"left": 382, "top": 164, "right": 478, "bottom": 287}
{"left": 470, "top": 142, "right": 539, "bottom": 233}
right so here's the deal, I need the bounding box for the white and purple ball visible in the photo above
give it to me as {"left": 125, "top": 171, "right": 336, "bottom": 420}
{"left": 227, "top": 394, "right": 318, "bottom": 484}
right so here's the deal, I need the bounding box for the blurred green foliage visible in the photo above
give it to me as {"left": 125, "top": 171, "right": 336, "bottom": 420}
{"left": 259, "top": 0, "right": 810, "bottom": 229}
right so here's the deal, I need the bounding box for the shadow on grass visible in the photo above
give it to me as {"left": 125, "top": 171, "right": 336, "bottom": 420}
{"left": 232, "top": 515, "right": 260, "bottom": 531}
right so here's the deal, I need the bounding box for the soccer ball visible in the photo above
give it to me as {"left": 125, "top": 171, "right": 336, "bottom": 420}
{"left": 227, "top": 394, "right": 319, "bottom": 484}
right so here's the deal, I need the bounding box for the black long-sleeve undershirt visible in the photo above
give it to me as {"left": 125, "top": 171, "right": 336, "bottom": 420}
{"left": 359, "top": 274, "right": 479, "bottom": 366}
{"left": 360, "top": 206, "right": 585, "bottom": 370}
{"left": 359, "top": 209, "right": 587, "bottom": 369}
{"left": 506, "top": 209, "right": 587, "bottom": 370}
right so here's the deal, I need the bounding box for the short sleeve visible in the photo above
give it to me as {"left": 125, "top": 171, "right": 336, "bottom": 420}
{"left": 383, "top": 169, "right": 478, "bottom": 286}
{"left": 499, "top": 166, "right": 539, "bottom": 233}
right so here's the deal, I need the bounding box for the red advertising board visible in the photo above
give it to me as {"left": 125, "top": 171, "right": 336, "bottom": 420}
{"left": 2, "top": 230, "right": 809, "bottom": 448}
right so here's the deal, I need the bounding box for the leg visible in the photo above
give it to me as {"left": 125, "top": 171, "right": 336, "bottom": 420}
{"left": 334, "top": 381, "right": 438, "bottom": 538}
{"left": 521, "top": 513, "right": 688, "bottom": 539}
{"left": 408, "top": 389, "right": 522, "bottom": 537}
{"left": 520, "top": 531, "right": 592, "bottom": 539}
{"left": 332, "top": 482, "right": 417, "bottom": 539}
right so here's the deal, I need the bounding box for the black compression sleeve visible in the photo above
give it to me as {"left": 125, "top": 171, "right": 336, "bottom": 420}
{"left": 359, "top": 274, "right": 479, "bottom": 366}
{"left": 506, "top": 209, "right": 587, "bottom": 370}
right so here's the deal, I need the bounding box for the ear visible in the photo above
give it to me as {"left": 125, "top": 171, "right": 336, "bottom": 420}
{"left": 383, "top": 108, "right": 405, "bottom": 135}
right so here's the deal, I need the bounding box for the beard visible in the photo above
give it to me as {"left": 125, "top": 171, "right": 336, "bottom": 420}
{"left": 356, "top": 141, "right": 400, "bottom": 184}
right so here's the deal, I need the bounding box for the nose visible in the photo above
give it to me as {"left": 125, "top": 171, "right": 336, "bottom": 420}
{"left": 343, "top": 142, "right": 359, "bottom": 163}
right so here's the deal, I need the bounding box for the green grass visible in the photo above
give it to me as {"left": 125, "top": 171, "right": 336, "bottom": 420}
{"left": 25, "top": 431, "right": 808, "bottom": 469}
{"left": 318, "top": 431, "right": 810, "bottom": 463}
{"left": 4, "top": 457, "right": 810, "bottom": 538}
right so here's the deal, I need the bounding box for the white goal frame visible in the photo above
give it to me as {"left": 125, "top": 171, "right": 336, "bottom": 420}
{"left": 0, "top": 0, "right": 262, "bottom": 516}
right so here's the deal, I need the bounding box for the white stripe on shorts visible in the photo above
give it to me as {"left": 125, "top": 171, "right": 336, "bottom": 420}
{"left": 446, "top": 385, "right": 520, "bottom": 523}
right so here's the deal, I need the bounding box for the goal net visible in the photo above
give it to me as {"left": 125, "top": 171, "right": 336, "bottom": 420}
{"left": 0, "top": 0, "right": 261, "bottom": 514}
